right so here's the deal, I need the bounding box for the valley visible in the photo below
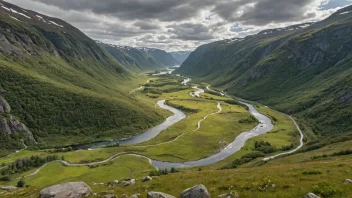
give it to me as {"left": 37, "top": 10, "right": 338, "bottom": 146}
{"left": 3, "top": 71, "right": 349, "bottom": 198}
{"left": 0, "top": 1, "right": 351, "bottom": 198}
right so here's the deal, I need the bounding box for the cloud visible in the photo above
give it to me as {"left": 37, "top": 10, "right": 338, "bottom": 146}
{"left": 6, "top": 0, "right": 351, "bottom": 51}
{"left": 168, "top": 23, "right": 214, "bottom": 40}
{"left": 134, "top": 21, "right": 160, "bottom": 30}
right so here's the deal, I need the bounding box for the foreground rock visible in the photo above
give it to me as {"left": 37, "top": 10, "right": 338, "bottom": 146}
{"left": 179, "top": 184, "right": 211, "bottom": 198}
{"left": 303, "top": 193, "right": 320, "bottom": 198}
{"left": 218, "top": 191, "right": 239, "bottom": 198}
{"left": 143, "top": 176, "right": 152, "bottom": 182}
{"left": 147, "top": 191, "right": 175, "bottom": 198}
{"left": 344, "top": 179, "right": 352, "bottom": 184}
{"left": 39, "top": 182, "right": 92, "bottom": 198}
{"left": 130, "top": 194, "right": 141, "bottom": 198}
{"left": 104, "top": 195, "right": 117, "bottom": 198}
{"left": 122, "top": 179, "right": 136, "bottom": 187}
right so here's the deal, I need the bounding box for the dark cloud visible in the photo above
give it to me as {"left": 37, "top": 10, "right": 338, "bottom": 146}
{"left": 32, "top": 0, "right": 212, "bottom": 22}
{"left": 213, "top": 0, "right": 321, "bottom": 25}
{"left": 134, "top": 21, "right": 160, "bottom": 30}
{"left": 168, "top": 23, "right": 214, "bottom": 41}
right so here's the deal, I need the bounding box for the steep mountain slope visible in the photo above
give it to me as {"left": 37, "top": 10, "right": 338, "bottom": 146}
{"left": 0, "top": 0, "right": 163, "bottom": 155}
{"left": 98, "top": 41, "right": 179, "bottom": 71}
{"left": 176, "top": 6, "right": 352, "bottom": 138}
{"left": 170, "top": 51, "right": 191, "bottom": 64}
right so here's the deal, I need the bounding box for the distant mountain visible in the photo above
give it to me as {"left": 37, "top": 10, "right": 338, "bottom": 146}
{"left": 97, "top": 41, "right": 180, "bottom": 71}
{"left": 0, "top": 0, "right": 163, "bottom": 154}
{"left": 176, "top": 5, "right": 352, "bottom": 138}
{"left": 170, "top": 51, "right": 192, "bottom": 64}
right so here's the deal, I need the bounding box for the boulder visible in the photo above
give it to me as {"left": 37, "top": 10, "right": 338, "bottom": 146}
{"left": 303, "top": 193, "right": 320, "bottom": 198}
{"left": 130, "top": 194, "right": 141, "bottom": 198}
{"left": 121, "top": 194, "right": 128, "bottom": 198}
{"left": 104, "top": 195, "right": 117, "bottom": 198}
{"left": 179, "top": 184, "right": 211, "bottom": 198}
{"left": 147, "top": 191, "right": 175, "bottom": 198}
{"left": 143, "top": 176, "right": 152, "bottom": 182}
{"left": 122, "top": 179, "right": 136, "bottom": 187}
{"left": 39, "top": 182, "right": 92, "bottom": 198}
{"left": 218, "top": 191, "right": 239, "bottom": 198}
{"left": 344, "top": 179, "right": 352, "bottom": 184}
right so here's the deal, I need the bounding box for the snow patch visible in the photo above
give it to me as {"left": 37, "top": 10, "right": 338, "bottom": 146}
{"left": 1, "top": 5, "right": 10, "bottom": 11}
{"left": 10, "top": 8, "right": 31, "bottom": 19}
{"left": 339, "top": 10, "right": 352, "bottom": 15}
{"left": 48, "top": 20, "right": 64, "bottom": 28}
{"left": 36, "top": 15, "right": 47, "bottom": 23}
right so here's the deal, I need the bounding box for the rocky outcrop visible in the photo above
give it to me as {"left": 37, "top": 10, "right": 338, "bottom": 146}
{"left": 179, "top": 184, "right": 211, "bottom": 198}
{"left": 147, "top": 192, "right": 175, "bottom": 198}
{"left": 344, "top": 179, "right": 352, "bottom": 184}
{"left": 0, "top": 115, "right": 35, "bottom": 141}
{"left": 303, "top": 193, "right": 320, "bottom": 198}
{"left": 122, "top": 179, "right": 136, "bottom": 187}
{"left": 142, "top": 176, "right": 152, "bottom": 182}
{"left": 0, "top": 97, "right": 36, "bottom": 142}
{"left": 0, "top": 98, "right": 11, "bottom": 113}
{"left": 39, "top": 182, "right": 92, "bottom": 198}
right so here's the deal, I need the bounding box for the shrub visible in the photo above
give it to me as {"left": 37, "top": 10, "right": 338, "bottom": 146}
{"left": 302, "top": 170, "right": 322, "bottom": 175}
{"left": 16, "top": 180, "right": 25, "bottom": 188}
{"left": 312, "top": 182, "right": 344, "bottom": 197}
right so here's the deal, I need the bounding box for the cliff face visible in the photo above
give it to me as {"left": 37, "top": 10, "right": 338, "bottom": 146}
{"left": 0, "top": 96, "right": 35, "bottom": 142}
{"left": 176, "top": 6, "right": 352, "bottom": 136}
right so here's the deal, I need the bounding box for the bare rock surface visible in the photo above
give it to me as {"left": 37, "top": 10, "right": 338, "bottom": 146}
{"left": 39, "top": 182, "right": 92, "bottom": 198}
{"left": 303, "top": 193, "right": 320, "bottom": 198}
{"left": 147, "top": 191, "right": 176, "bottom": 198}
{"left": 179, "top": 184, "right": 211, "bottom": 198}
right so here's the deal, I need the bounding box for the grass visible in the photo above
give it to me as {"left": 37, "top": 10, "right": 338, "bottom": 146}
{"left": 3, "top": 154, "right": 351, "bottom": 198}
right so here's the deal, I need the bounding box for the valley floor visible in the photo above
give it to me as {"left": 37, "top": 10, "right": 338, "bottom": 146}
{"left": 1, "top": 72, "right": 351, "bottom": 198}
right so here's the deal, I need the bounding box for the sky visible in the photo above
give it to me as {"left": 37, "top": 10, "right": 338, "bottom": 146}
{"left": 7, "top": 0, "right": 352, "bottom": 52}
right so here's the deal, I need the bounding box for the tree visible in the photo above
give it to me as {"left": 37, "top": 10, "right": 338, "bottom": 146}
{"left": 17, "top": 180, "right": 25, "bottom": 187}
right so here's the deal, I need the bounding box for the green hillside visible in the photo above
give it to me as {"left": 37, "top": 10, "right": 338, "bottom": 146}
{"left": 176, "top": 6, "right": 352, "bottom": 139}
{"left": 0, "top": 0, "right": 164, "bottom": 155}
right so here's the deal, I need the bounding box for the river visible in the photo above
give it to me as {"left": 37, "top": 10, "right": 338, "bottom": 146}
{"left": 151, "top": 102, "right": 274, "bottom": 169}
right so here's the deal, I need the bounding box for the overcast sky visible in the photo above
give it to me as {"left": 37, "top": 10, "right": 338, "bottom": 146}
{"left": 7, "top": 0, "right": 352, "bottom": 52}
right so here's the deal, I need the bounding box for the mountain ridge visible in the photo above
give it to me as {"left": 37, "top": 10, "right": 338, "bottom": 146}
{"left": 176, "top": 5, "right": 352, "bottom": 138}
{"left": 97, "top": 41, "right": 180, "bottom": 71}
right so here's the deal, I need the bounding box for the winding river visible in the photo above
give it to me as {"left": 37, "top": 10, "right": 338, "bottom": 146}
{"left": 151, "top": 102, "right": 274, "bottom": 169}
{"left": 23, "top": 77, "right": 301, "bottom": 178}
{"left": 77, "top": 100, "right": 186, "bottom": 149}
